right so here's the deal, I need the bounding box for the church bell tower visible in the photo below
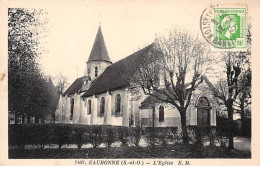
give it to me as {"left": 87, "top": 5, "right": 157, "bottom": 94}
{"left": 86, "top": 25, "right": 112, "bottom": 81}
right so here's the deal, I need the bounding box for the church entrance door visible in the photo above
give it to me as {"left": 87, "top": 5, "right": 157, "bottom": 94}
{"left": 196, "top": 96, "right": 211, "bottom": 126}
{"left": 197, "top": 108, "right": 210, "bottom": 126}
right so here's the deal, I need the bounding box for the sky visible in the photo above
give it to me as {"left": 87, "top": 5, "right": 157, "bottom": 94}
{"left": 37, "top": 0, "right": 211, "bottom": 86}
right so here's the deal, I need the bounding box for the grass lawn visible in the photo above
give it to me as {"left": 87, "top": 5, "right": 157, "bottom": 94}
{"left": 9, "top": 143, "right": 251, "bottom": 159}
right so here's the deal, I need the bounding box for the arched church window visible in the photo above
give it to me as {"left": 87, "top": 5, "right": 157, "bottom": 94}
{"left": 159, "top": 105, "right": 164, "bottom": 122}
{"left": 70, "top": 98, "right": 74, "bottom": 120}
{"left": 95, "top": 67, "right": 98, "bottom": 77}
{"left": 100, "top": 97, "right": 105, "bottom": 117}
{"left": 88, "top": 100, "right": 91, "bottom": 115}
{"left": 115, "top": 94, "right": 121, "bottom": 117}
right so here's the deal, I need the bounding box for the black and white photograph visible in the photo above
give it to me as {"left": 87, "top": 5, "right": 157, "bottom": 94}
{"left": 0, "top": 0, "right": 260, "bottom": 166}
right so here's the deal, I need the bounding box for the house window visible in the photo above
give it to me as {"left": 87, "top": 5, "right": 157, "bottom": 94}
{"left": 115, "top": 94, "right": 121, "bottom": 117}
{"left": 159, "top": 105, "right": 164, "bottom": 122}
{"left": 70, "top": 98, "right": 74, "bottom": 120}
{"left": 100, "top": 97, "right": 105, "bottom": 117}
{"left": 95, "top": 67, "right": 98, "bottom": 77}
{"left": 88, "top": 100, "right": 91, "bottom": 115}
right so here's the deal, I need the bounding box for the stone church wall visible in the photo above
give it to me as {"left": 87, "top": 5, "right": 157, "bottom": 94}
{"left": 57, "top": 83, "right": 217, "bottom": 127}
{"left": 79, "top": 88, "right": 134, "bottom": 126}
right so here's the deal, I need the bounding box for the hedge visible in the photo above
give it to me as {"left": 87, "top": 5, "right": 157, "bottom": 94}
{"left": 9, "top": 124, "right": 227, "bottom": 149}
{"left": 8, "top": 124, "right": 141, "bottom": 149}
{"left": 144, "top": 126, "right": 228, "bottom": 146}
{"left": 186, "top": 125, "right": 235, "bottom": 147}
{"left": 144, "top": 127, "right": 179, "bottom": 146}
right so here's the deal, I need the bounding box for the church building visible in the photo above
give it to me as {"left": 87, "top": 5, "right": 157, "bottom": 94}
{"left": 55, "top": 26, "right": 218, "bottom": 128}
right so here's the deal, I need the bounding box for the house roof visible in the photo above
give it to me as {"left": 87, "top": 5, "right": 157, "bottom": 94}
{"left": 62, "top": 76, "right": 88, "bottom": 96}
{"left": 140, "top": 94, "right": 166, "bottom": 109}
{"left": 82, "top": 44, "right": 154, "bottom": 97}
{"left": 87, "top": 25, "right": 111, "bottom": 63}
{"left": 201, "top": 75, "right": 219, "bottom": 93}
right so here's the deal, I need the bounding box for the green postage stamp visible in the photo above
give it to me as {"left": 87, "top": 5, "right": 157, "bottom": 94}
{"left": 213, "top": 8, "right": 246, "bottom": 49}
{"left": 200, "top": 5, "right": 247, "bottom": 50}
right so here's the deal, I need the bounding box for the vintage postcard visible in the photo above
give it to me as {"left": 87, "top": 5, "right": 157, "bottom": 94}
{"left": 0, "top": 0, "right": 260, "bottom": 166}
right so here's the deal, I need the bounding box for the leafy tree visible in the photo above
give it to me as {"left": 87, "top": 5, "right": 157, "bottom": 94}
{"left": 27, "top": 76, "right": 59, "bottom": 123}
{"left": 8, "top": 8, "right": 58, "bottom": 123}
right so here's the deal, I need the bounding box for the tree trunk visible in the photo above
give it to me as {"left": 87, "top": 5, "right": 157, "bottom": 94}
{"left": 27, "top": 115, "right": 31, "bottom": 124}
{"left": 22, "top": 114, "right": 25, "bottom": 124}
{"left": 240, "top": 100, "right": 246, "bottom": 137}
{"left": 53, "top": 113, "right": 55, "bottom": 124}
{"left": 35, "top": 116, "right": 39, "bottom": 123}
{"left": 180, "top": 110, "right": 189, "bottom": 145}
{"left": 15, "top": 112, "right": 18, "bottom": 124}
{"left": 152, "top": 106, "right": 155, "bottom": 128}
{"left": 226, "top": 99, "right": 234, "bottom": 150}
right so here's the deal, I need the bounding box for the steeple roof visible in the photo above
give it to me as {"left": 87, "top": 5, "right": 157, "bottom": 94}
{"left": 87, "top": 25, "right": 111, "bottom": 63}
{"left": 82, "top": 44, "right": 154, "bottom": 97}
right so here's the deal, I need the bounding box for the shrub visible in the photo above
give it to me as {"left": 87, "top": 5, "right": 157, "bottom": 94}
{"left": 167, "top": 127, "right": 178, "bottom": 143}
{"left": 54, "top": 124, "right": 72, "bottom": 149}
{"left": 118, "top": 127, "right": 130, "bottom": 146}
{"left": 29, "top": 124, "right": 52, "bottom": 149}
{"left": 145, "top": 127, "right": 157, "bottom": 146}
{"left": 89, "top": 125, "right": 102, "bottom": 148}
{"left": 9, "top": 124, "right": 28, "bottom": 149}
{"left": 145, "top": 127, "right": 178, "bottom": 146}
{"left": 9, "top": 124, "right": 56, "bottom": 149}
{"left": 130, "top": 126, "right": 141, "bottom": 146}
{"left": 71, "top": 125, "right": 89, "bottom": 149}
{"left": 187, "top": 126, "right": 197, "bottom": 144}
{"left": 176, "top": 127, "right": 183, "bottom": 143}
{"left": 187, "top": 125, "right": 218, "bottom": 146}
{"left": 216, "top": 125, "right": 229, "bottom": 147}
{"left": 158, "top": 129, "right": 169, "bottom": 146}
{"left": 188, "top": 126, "right": 206, "bottom": 145}
{"left": 102, "top": 126, "right": 115, "bottom": 147}
{"left": 208, "top": 127, "right": 217, "bottom": 146}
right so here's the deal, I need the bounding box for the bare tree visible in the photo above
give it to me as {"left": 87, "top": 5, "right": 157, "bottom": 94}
{"left": 52, "top": 73, "right": 68, "bottom": 122}
{"left": 130, "top": 27, "right": 210, "bottom": 144}
{"left": 54, "top": 73, "right": 68, "bottom": 94}
{"left": 206, "top": 21, "right": 251, "bottom": 149}
{"left": 206, "top": 52, "right": 250, "bottom": 149}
